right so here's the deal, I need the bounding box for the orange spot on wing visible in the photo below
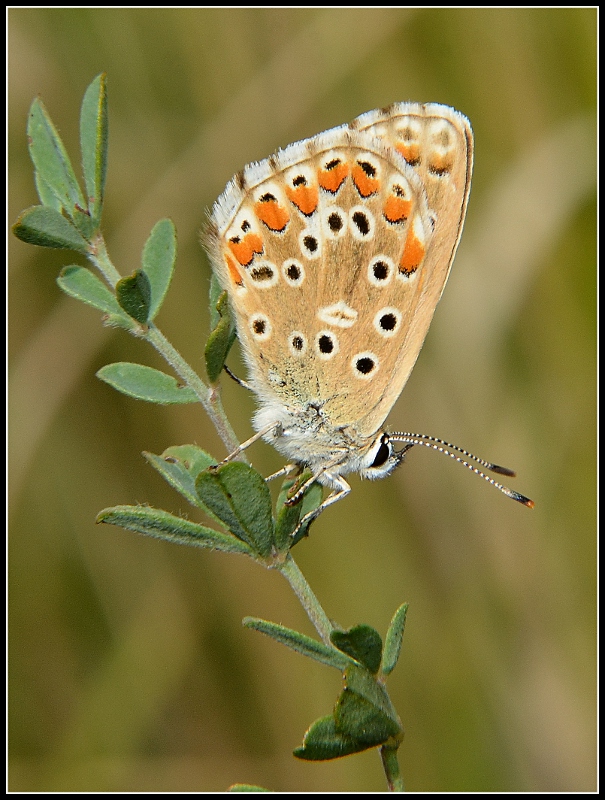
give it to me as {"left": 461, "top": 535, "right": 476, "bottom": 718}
{"left": 318, "top": 161, "right": 348, "bottom": 193}
{"left": 254, "top": 199, "right": 290, "bottom": 231}
{"left": 228, "top": 232, "right": 263, "bottom": 266}
{"left": 352, "top": 164, "right": 380, "bottom": 197}
{"left": 399, "top": 224, "right": 425, "bottom": 276}
{"left": 286, "top": 184, "right": 319, "bottom": 216}
{"left": 384, "top": 195, "right": 412, "bottom": 223}
{"left": 395, "top": 142, "right": 421, "bottom": 164}
{"left": 225, "top": 253, "right": 244, "bottom": 286}
{"left": 428, "top": 152, "right": 453, "bottom": 175}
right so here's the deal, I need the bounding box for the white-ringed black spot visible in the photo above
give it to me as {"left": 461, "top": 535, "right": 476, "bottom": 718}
{"left": 250, "top": 264, "right": 275, "bottom": 282}
{"left": 282, "top": 259, "right": 305, "bottom": 286}
{"left": 358, "top": 159, "right": 376, "bottom": 178}
{"left": 328, "top": 212, "right": 344, "bottom": 232}
{"left": 319, "top": 335, "right": 333, "bottom": 353}
{"left": 249, "top": 313, "right": 272, "bottom": 341}
{"left": 367, "top": 255, "right": 394, "bottom": 286}
{"left": 352, "top": 211, "right": 370, "bottom": 235}
{"left": 249, "top": 260, "right": 279, "bottom": 288}
{"left": 349, "top": 206, "right": 375, "bottom": 240}
{"left": 373, "top": 306, "right": 401, "bottom": 338}
{"left": 288, "top": 331, "right": 307, "bottom": 357}
{"left": 315, "top": 330, "right": 339, "bottom": 360}
{"left": 299, "top": 230, "right": 321, "bottom": 259}
{"left": 352, "top": 351, "right": 379, "bottom": 379}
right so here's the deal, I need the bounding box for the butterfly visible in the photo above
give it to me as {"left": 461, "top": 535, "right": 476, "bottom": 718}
{"left": 206, "top": 102, "right": 533, "bottom": 534}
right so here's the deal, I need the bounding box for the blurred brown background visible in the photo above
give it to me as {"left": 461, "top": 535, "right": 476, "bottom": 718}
{"left": 8, "top": 8, "right": 596, "bottom": 792}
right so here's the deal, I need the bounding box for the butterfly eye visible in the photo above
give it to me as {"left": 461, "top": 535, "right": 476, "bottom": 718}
{"left": 370, "top": 436, "right": 391, "bottom": 468}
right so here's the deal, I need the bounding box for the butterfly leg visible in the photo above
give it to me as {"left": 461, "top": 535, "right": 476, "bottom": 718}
{"left": 266, "top": 463, "right": 298, "bottom": 482}
{"left": 291, "top": 475, "right": 351, "bottom": 538}
{"left": 213, "top": 421, "right": 282, "bottom": 467}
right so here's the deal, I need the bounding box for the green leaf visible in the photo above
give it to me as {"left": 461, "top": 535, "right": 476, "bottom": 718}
{"left": 142, "top": 219, "right": 176, "bottom": 321}
{"left": 195, "top": 463, "right": 274, "bottom": 556}
{"left": 243, "top": 617, "right": 353, "bottom": 671}
{"left": 27, "top": 96, "right": 85, "bottom": 215}
{"left": 96, "top": 362, "right": 198, "bottom": 404}
{"left": 143, "top": 447, "right": 222, "bottom": 521}
{"left": 334, "top": 688, "right": 398, "bottom": 749}
{"left": 331, "top": 625, "right": 383, "bottom": 675}
{"left": 293, "top": 715, "right": 363, "bottom": 761}
{"left": 208, "top": 272, "right": 223, "bottom": 330}
{"left": 80, "top": 73, "right": 108, "bottom": 225}
{"left": 12, "top": 206, "right": 89, "bottom": 253}
{"left": 116, "top": 270, "right": 152, "bottom": 323}
{"left": 57, "top": 265, "right": 126, "bottom": 317}
{"left": 205, "top": 288, "right": 237, "bottom": 384}
{"left": 381, "top": 603, "right": 408, "bottom": 676}
{"left": 344, "top": 664, "right": 401, "bottom": 734}
{"left": 159, "top": 444, "right": 217, "bottom": 479}
{"left": 34, "top": 172, "right": 63, "bottom": 212}
{"left": 97, "top": 505, "right": 255, "bottom": 557}
{"left": 228, "top": 784, "right": 270, "bottom": 792}
{"left": 274, "top": 473, "right": 323, "bottom": 550}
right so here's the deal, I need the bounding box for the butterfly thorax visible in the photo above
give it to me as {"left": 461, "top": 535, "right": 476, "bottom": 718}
{"left": 253, "top": 395, "right": 383, "bottom": 484}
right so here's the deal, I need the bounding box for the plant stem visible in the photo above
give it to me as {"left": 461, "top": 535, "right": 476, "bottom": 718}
{"left": 380, "top": 744, "right": 405, "bottom": 792}
{"left": 85, "top": 233, "right": 243, "bottom": 458}
{"left": 278, "top": 555, "right": 334, "bottom": 646}
{"left": 145, "top": 325, "right": 242, "bottom": 457}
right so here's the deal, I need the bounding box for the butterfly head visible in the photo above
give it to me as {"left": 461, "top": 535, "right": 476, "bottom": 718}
{"left": 357, "top": 432, "right": 413, "bottom": 481}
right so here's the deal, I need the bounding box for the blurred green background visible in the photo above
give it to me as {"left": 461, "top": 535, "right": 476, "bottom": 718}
{"left": 8, "top": 8, "right": 596, "bottom": 792}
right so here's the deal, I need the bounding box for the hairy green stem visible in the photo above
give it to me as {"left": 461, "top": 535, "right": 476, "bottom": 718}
{"left": 380, "top": 744, "right": 405, "bottom": 791}
{"left": 278, "top": 555, "right": 334, "bottom": 646}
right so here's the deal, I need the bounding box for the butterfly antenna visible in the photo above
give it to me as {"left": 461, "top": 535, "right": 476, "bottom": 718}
{"left": 389, "top": 432, "right": 534, "bottom": 508}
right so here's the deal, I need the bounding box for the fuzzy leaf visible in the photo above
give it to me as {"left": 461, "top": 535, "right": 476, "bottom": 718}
{"left": 243, "top": 617, "right": 353, "bottom": 671}
{"left": 27, "top": 96, "right": 85, "bottom": 214}
{"left": 293, "top": 715, "right": 364, "bottom": 761}
{"left": 205, "top": 289, "right": 236, "bottom": 383}
{"left": 96, "top": 362, "right": 198, "bottom": 404}
{"left": 97, "top": 505, "right": 255, "bottom": 557}
{"left": 144, "top": 447, "right": 221, "bottom": 521}
{"left": 57, "top": 265, "right": 125, "bottom": 316}
{"left": 331, "top": 625, "right": 383, "bottom": 675}
{"left": 12, "top": 206, "right": 89, "bottom": 252}
{"left": 343, "top": 664, "right": 401, "bottom": 734}
{"left": 116, "top": 270, "right": 152, "bottom": 323}
{"left": 334, "top": 688, "right": 399, "bottom": 748}
{"left": 382, "top": 603, "right": 408, "bottom": 676}
{"left": 142, "top": 219, "right": 176, "bottom": 320}
{"left": 195, "top": 463, "right": 274, "bottom": 556}
{"left": 228, "top": 785, "right": 270, "bottom": 792}
{"left": 274, "top": 472, "right": 322, "bottom": 550}
{"left": 80, "top": 73, "right": 108, "bottom": 224}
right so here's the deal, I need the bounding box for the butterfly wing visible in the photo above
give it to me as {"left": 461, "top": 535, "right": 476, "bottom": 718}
{"left": 207, "top": 104, "right": 472, "bottom": 441}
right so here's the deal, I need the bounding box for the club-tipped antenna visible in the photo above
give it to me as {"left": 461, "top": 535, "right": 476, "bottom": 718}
{"left": 389, "top": 432, "right": 534, "bottom": 508}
